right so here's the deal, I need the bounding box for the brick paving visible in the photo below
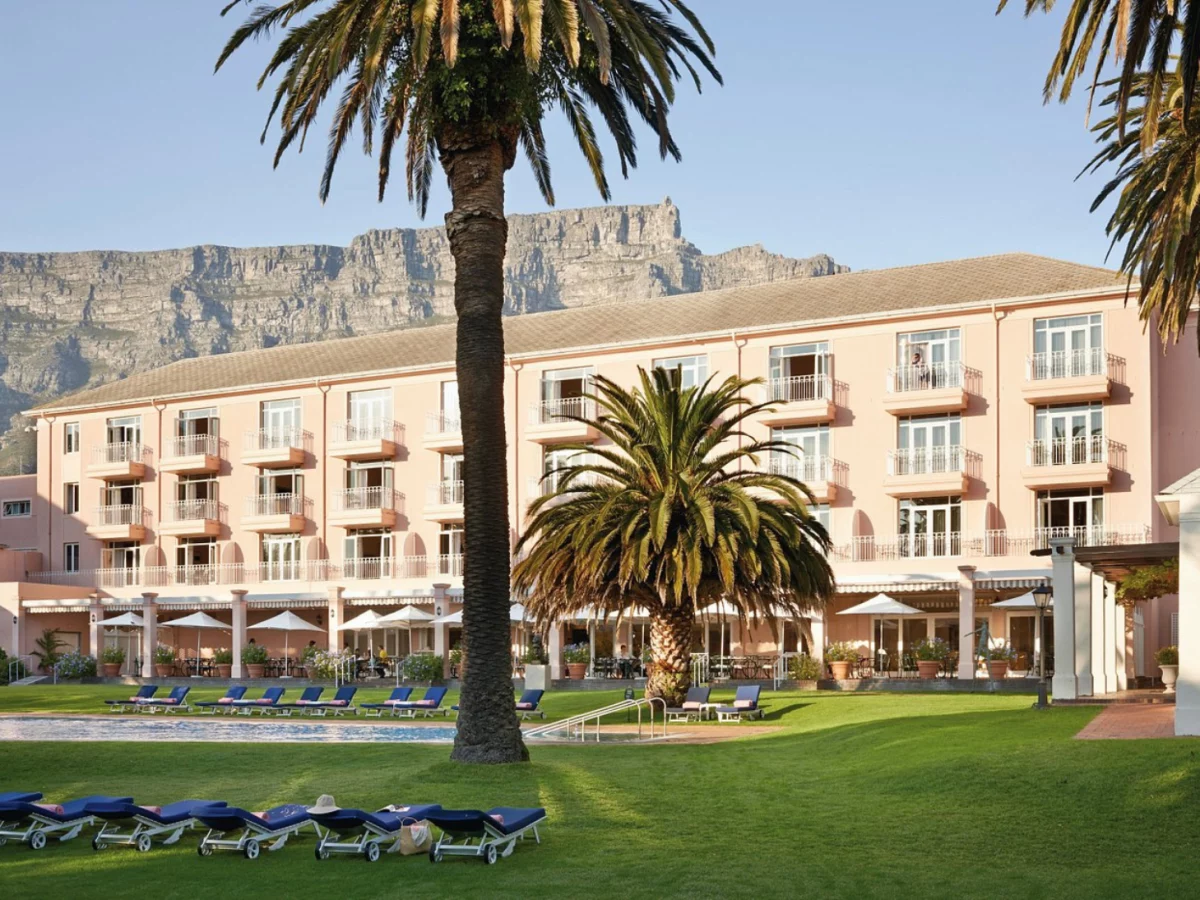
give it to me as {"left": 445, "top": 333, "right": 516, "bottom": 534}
{"left": 1074, "top": 704, "right": 1179, "bottom": 740}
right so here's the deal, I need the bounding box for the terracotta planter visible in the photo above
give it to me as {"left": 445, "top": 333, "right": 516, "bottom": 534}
{"left": 245, "top": 664, "right": 265, "bottom": 678}
{"left": 987, "top": 660, "right": 1010, "bottom": 681}
{"left": 566, "top": 662, "right": 588, "bottom": 679}
{"left": 916, "top": 660, "right": 941, "bottom": 680}
{"left": 1160, "top": 664, "right": 1179, "bottom": 695}
{"left": 215, "top": 664, "right": 232, "bottom": 679}
{"left": 102, "top": 663, "right": 122, "bottom": 678}
{"left": 154, "top": 664, "right": 174, "bottom": 678}
{"left": 829, "top": 660, "right": 852, "bottom": 680}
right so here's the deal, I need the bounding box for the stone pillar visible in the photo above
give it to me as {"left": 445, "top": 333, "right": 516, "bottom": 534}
{"left": 87, "top": 593, "right": 103, "bottom": 658}
{"left": 1114, "top": 601, "right": 1128, "bottom": 692}
{"left": 230, "top": 589, "right": 247, "bottom": 679}
{"left": 810, "top": 612, "right": 825, "bottom": 669}
{"left": 1050, "top": 537, "right": 1078, "bottom": 699}
{"left": 1090, "top": 573, "right": 1109, "bottom": 694}
{"left": 1176, "top": 494, "right": 1200, "bottom": 736}
{"left": 548, "top": 621, "right": 563, "bottom": 681}
{"left": 1074, "top": 560, "right": 1094, "bottom": 697}
{"left": 140, "top": 593, "right": 158, "bottom": 678}
{"left": 327, "top": 585, "right": 344, "bottom": 653}
{"left": 957, "top": 566, "right": 976, "bottom": 680}
{"left": 432, "top": 584, "right": 449, "bottom": 677}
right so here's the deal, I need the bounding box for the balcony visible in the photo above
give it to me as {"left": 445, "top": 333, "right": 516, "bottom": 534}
{"left": 342, "top": 557, "right": 393, "bottom": 580}
{"left": 759, "top": 375, "right": 836, "bottom": 426}
{"left": 329, "top": 419, "right": 404, "bottom": 461}
{"left": 829, "top": 523, "right": 1151, "bottom": 562}
{"left": 241, "top": 493, "right": 307, "bottom": 533}
{"left": 85, "top": 504, "right": 147, "bottom": 540}
{"left": 436, "top": 553, "right": 465, "bottom": 577}
{"left": 1022, "top": 349, "right": 1118, "bottom": 403}
{"left": 765, "top": 456, "right": 841, "bottom": 504}
{"left": 1021, "top": 436, "right": 1115, "bottom": 489}
{"left": 883, "top": 446, "right": 970, "bottom": 497}
{"left": 25, "top": 559, "right": 340, "bottom": 590}
{"left": 883, "top": 361, "right": 969, "bottom": 415}
{"left": 424, "top": 480, "right": 464, "bottom": 522}
{"left": 87, "top": 442, "right": 147, "bottom": 480}
{"left": 241, "top": 428, "right": 310, "bottom": 467}
{"left": 526, "top": 397, "right": 599, "bottom": 444}
{"left": 423, "top": 411, "right": 463, "bottom": 452}
{"left": 158, "top": 498, "right": 223, "bottom": 538}
{"left": 329, "top": 486, "right": 403, "bottom": 528}
{"left": 160, "top": 434, "right": 222, "bottom": 475}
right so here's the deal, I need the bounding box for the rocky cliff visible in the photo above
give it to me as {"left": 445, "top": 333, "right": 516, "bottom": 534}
{"left": 0, "top": 199, "right": 844, "bottom": 470}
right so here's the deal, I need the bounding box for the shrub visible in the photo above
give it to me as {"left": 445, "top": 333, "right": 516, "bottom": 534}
{"left": 402, "top": 652, "right": 445, "bottom": 683}
{"left": 241, "top": 643, "right": 269, "bottom": 665}
{"left": 521, "top": 637, "right": 546, "bottom": 665}
{"left": 212, "top": 647, "right": 233, "bottom": 665}
{"left": 789, "top": 653, "right": 822, "bottom": 681}
{"left": 101, "top": 646, "right": 126, "bottom": 665}
{"left": 825, "top": 642, "right": 857, "bottom": 663}
{"left": 1155, "top": 645, "right": 1179, "bottom": 666}
{"left": 32, "top": 628, "right": 66, "bottom": 673}
{"left": 914, "top": 637, "right": 951, "bottom": 662}
{"left": 985, "top": 642, "right": 1016, "bottom": 662}
{"left": 154, "top": 644, "right": 177, "bottom": 666}
{"left": 0, "top": 648, "right": 26, "bottom": 683}
{"left": 562, "top": 643, "right": 591, "bottom": 664}
{"left": 306, "top": 649, "right": 353, "bottom": 679}
{"left": 55, "top": 651, "right": 97, "bottom": 680}
{"left": 449, "top": 643, "right": 464, "bottom": 668}
{"left": 300, "top": 643, "right": 319, "bottom": 663}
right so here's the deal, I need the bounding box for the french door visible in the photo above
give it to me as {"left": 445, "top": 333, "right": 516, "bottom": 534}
{"left": 343, "top": 530, "right": 391, "bottom": 579}
{"left": 771, "top": 426, "right": 829, "bottom": 480}
{"left": 1037, "top": 488, "right": 1103, "bottom": 545}
{"left": 1034, "top": 404, "right": 1102, "bottom": 465}
{"left": 897, "top": 416, "right": 961, "bottom": 474}
{"left": 262, "top": 534, "right": 301, "bottom": 580}
{"left": 769, "top": 343, "right": 829, "bottom": 401}
{"left": 261, "top": 399, "right": 301, "bottom": 446}
{"left": 1034, "top": 313, "right": 1103, "bottom": 378}
{"left": 348, "top": 389, "right": 391, "bottom": 438}
{"left": 898, "top": 497, "right": 961, "bottom": 557}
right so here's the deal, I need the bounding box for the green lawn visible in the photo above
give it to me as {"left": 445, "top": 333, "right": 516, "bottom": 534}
{"left": 1, "top": 688, "right": 1197, "bottom": 898}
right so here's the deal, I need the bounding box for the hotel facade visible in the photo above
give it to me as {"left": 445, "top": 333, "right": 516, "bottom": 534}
{"left": 0, "top": 253, "right": 1194, "bottom": 686}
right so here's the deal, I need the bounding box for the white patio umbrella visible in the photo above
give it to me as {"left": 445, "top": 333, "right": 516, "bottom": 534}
{"left": 338, "top": 609, "right": 388, "bottom": 630}
{"left": 991, "top": 592, "right": 1054, "bottom": 610}
{"left": 161, "top": 611, "right": 230, "bottom": 678}
{"left": 838, "top": 594, "right": 923, "bottom": 672}
{"left": 100, "top": 613, "right": 144, "bottom": 676}
{"left": 378, "top": 605, "right": 436, "bottom": 626}
{"left": 250, "top": 610, "right": 324, "bottom": 676}
{"left": 434, "top": 605, "right": 530, "bottom": 626}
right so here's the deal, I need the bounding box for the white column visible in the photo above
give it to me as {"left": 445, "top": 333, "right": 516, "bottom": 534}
{"left": 548, "top": 622, "right": 563, "bottom": 681}
{"left": 87, "top": 594, "right": 103, "bottom": 658}
{"left": 957, "top": 566, "right": 976, "bottom": 680}
{"left": 1051, "top": 536, "right": 1078, "bottom": 699}
{"left": 140, "top": 592, "right": 158, "bottom": 678}
{"left": 810, "top": 612, "right": 825, "bottom": 669}
{"left": 327, "top": 585, "right": 344, "bottom": 653}
{"left": 1114, "top": 601, "right": 1128, "bottom": 692}
{"left": 1074, "top": 561, "right": 1094, "bottom": 697}
{"left": 432, "top": 583, "right": 449, "bottom": 678}
{"left": 1091, "top": 572, "right": 1110, "bottom": 695}
{"left": 1176, "top": 494, "right": 1200, "bottom": 736}
{"left": 230, "top": 589, "right": 247, "bottom": 679}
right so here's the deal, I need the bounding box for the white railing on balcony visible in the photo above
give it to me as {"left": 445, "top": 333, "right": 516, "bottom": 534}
{"left": 427, "top": 480, "right": 464, "bottom": 506}
{"left": 93, "top": 504, "right": 145, "bottom": 527}
{"left": 333, "top": 418, "right": 403, "bottom": 444}
{"left": 528, "top": 471, "right": 598, "bottom": 499}
{"left": 829, "top": 523, "right": 1151, "bottom": 562}
{"left": 886, "top": 446, "right": 964, "bottom": 476}
{"left": 529, "top": 396, "right": 594, "bottom": 425}
{"left": 91, "top": 442, "right": 145, "bottom": 466}
{"left": 165, "top": 498, "right": 220, "bottom": 522}
{"left": 437, "top": 554, "right": 465, "bottom": 577}
{"left": 766, "top": 373, "right": 832, "bottom": 404}
{"left": 982, "top": 524, "right": 1151, "bottom": 555}
{"left": 244, "top": 427, "right": 308, "bottom": 452}
{"left": 244, "top": 493, "right": 304, "bottom": 517}
{"left": 342, "top": 557, "right": 393, "bottom": 580}
{"left": 425, "top": 410, "right": 461, "bottom": 435}
{"left": 334, "top": 486, "right": 401, "bottom": 513}
{"left": 832, "top": 532, "right": 963, "bottom": 561}
{"left": 400, "top": 556, "right": 428, "bottom": 578}
{"left": 767, "top": 455, "right": 834, "bottom": 483}
{"left": 166, "top": 433, "right": 219, "bottom": 459}
{"left": 1025, "top": 436, "right": 1109, "bottom": 467}
{"left": 174, "top": 563, "right": 222, "bottom": 586}
{"left": 1026, "top": 347, "right": 1110, "bottom": 381}
{"left": 886, "top": 360, "right": 964, "bottom": 393}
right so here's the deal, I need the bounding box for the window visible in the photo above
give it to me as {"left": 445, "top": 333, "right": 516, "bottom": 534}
{"left": 1032, "top": 313, "right": 1104, "bottom": 378}
{"left": 260, "top": 398, "right": 302, "bottom": 445}
{"left": 178, "top": 407, "right": 218, "bottom": 436}
{"left": 895, "top": 415, "right": 962, "bottom": 474}
{"left": 176, "top": 538, "right": 219, "bottom": 585}
{"left": 175, "top": 476, "right": 217, "bottom": 520}
{"left": 439, "top": 525, "right": 464, "bottom": 575}
{"left": 101, "top": 542, "right": 141, "bottom": 582}
{"left": 348, "top": 389, "right": 392, "bottom": 438}
{"left": 2, "top": 500, "right": 31, "bottom": 517}
{"left": 63, "top": 483, "right": 80, "bottom": 515}
{"left": 898, "top": 496, "right": 961, "bottom": 557}
{"left": 63, "top": 543, "right": 79, "bottom": 573}
{"left": 540, "top": 446, "right": 597, "bottom": 494}
{"left": 102, "top": 481, "right": 142, "bottom": 508}
{"left": 769, "top": 343, "right": 829, "bottom": 401}
{"left": 343, "top": 529, "right": 392, "bottom": 579}
{"left": 537, "top": 367, "right": 594, "bottom": 422}
{"left": 105, "top": 415, "right": 141, "bottom": 446}
{"left": 441, "top": 452, "right": 463, "bottom": 483}
{"left": 261, "top": 533, "right": 301, "bottom": 581}
{"left": 810, "top": 503, "right": 831, "bottom": 534}
{"left": 1037, "top": 488, "right": 1104, "bottom": 543}
{"left": 64, "top": 423, "right": 80, "bottom": 454}
{"left": 345, "top": 462, "right": 393, "bottom": 509}
{"left": 653, "top": 354, "right": 708, "bottom": 389}
{"left": 770, "top": 426, "right": 830, "bottom": 481}
{"left": 254, "top": 470, "right": 302, "bottom": 515}
{"left": 895, "top": 329, "right": 961, "bottom": 390}
{"left": 1032, "top": 402, "right": 1104, "bottom": 466}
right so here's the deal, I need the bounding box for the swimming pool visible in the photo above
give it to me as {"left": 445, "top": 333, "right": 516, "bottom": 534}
{"left": 0, "top": 716, "right": 457, "bottom": 744}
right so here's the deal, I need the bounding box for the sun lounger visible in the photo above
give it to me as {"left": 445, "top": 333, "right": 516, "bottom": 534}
{"left": 390, "top": 686, "right": 449, "bottom": 719}
{"left": 194, "top": 686, "right": 248, "bottom": 715}
{"left": 426, "top": 807, "right": 546, "bottom": 865}
{"left": 88, "top": 799, "right": 228, "bottom": 852}
{"left": 272, "top": 686, "right": 324, "bottom": 716}
{"left": 311, "top": 803, "right": 442, "bottom": 861}
{"left": 138, "top": 685, "right": 191, "bottom": 714}
{"left": 515, "top": 689, "right": 546, "bottom": 720}
{"left": 104, "top": 685, "right": 157, "bottom": 712}
{"left": 0, "top": 795, "right": 132, "bottom": 850}
{"left": 666, "top": 686, "right": 711, "bottom": 722}
{"left": 306, "top": 686, "right": 357, "bottom": 717}
{"left": 359, "top": 687, "right": 413, "bottom": 717}
{"left": 230, "top": 686, "right": 286, "bottom": 715}
{"left": 195, "top": 804, "right": 319, "bottom": 859}
{"left": 715, "top": 685, "right": 763, "bottom": 722}
{"left": 0, "top": 792, "right": 42, "bottom": 804}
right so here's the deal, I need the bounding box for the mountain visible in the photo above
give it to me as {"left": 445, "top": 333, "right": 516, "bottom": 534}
{"left": 0, "top": 198, "right": 845, "bottom": 471}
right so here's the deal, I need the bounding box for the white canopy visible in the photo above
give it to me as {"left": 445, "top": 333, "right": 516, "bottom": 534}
{"left": 572, "top": 605, "right": 650, "bottom": 623}
{"left": 339, "top": 609, "right": 389, "bottom": 631}
{"left": 698, "top": 600, "right": 741, "bottom": 618}
{"left": 433, "top": 605, "right": 529, "bottom": 626}
{"left": 161, "top": 611, "right": 230, "bottom": 631}
{"left": 992, "top": 591, "right": 1054, "bottom": 610}
{"left": 378, "top": 605, "right": 436, "bottom": 626}
{"left": 837, "top": 593, "right": 923, "bottom": 616}
{"left": 252, "top": 611, "right": 324, "bottom": 632}
{"left": 100, "top": 612, "right": 145, "bottom": 628}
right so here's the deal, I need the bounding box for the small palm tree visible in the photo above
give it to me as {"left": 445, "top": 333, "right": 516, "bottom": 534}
{"left": 512, "top": 369, "right": 836, "bottom": 706}
{"left": 31, "top": 628, "right": 66, "bottom": 674}
{"left": 215, "top": 1, "right": 719, "bottom": 763}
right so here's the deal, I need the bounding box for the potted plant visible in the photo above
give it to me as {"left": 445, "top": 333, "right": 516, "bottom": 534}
{"left": 298, "top": 643, "right": 318, "bottom": 678}
{"left": 913, "top": 637, "right": 950, "bottom": 680}
{"left": 1156, "top": 646, "right": 1179, "bottom": 694}
{"left": 985, "top": 643, "right": 1016, "bottom": 681}
{"left": 31, "top": 628, "right": 66, "bottom": 674}
{"left": 563, "top": 643, "right": 590, "bottom": 679}
{"left": 242, "top": 643, "right": 268, "bottom": 678}
{"left": 100, "top": 646, "right": 126, "bottom": 678}
{"left": 521, "top": 643, "right": 550, "bottom": 689}
{"left": 153, "top": 644, "right": 176, "bottom": 678}
{"left": 825, "top": 642, "right": 856, "bottom": 680}
{"left": 212, "top": 647, "right": 233, "bottom": 679}
{"left": 449, "top": 643, "right": 464, "bottom": 678}
{"left": 788, "top": 652, "right": 822, "bottom": 687}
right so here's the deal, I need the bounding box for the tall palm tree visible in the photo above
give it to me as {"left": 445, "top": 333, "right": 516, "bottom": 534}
{"left": 512, "top": 369, "right": 836, "bottom": 707}
{"left": 215, "top": 1, "right": 719, "bottom": 763}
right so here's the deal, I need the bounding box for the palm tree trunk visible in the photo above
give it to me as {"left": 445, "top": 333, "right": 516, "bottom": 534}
{"left": 441, "top": 132, "right": 527, "bottom": 764}
{"left": 646, "top": 605, "right": 694, "bottom": 707}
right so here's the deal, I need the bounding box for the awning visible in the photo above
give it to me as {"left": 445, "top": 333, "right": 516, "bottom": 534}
{"left": 991, "top": 592, "right": 1054, "bottom": 610}
{"left": 837, "top": 593, "right": 923, "bottom": 616}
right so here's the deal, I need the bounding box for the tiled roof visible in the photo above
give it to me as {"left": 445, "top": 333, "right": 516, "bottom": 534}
{"left": 31, "top": 252, "right": 1126, "bottom": 413}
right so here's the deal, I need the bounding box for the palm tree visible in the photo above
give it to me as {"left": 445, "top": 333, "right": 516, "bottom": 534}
{"left": 512, "top": 369, "right": 836, "bottom": 706}
{"left": 215, "top": 1, "right": 719, "bottom": 763}
{"left": 31, "top": 628, "right": 65, "bottom": 675}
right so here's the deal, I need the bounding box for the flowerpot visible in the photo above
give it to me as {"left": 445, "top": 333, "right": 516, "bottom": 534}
{"left": 154, "top": 665, "right": 173, "bottom": 678}
{"left": 566, "top": 662, "right": 588, "bottom": 679}
{"left": 102, "top": 663, "right": 122, "bottom": 678}
{"left": 917, "top": 660, "right": 941, "bottom": 680}
{"left": 829, "top": 660, "right": 852, "bottom": 680}
{"left": 524, "top": 664, "right": 549, "bottom": 691}
{"left": 987, "top": 660, "right": 1010, "bottom": 681}
{"left": 1160, "top": 664, "right": 1179, "bottom": 695}
{"left": 246, "top": 664, "right": 265, "bottom": 678}
{"left": 216, "top": 664, "right": 232, "bottom": 679}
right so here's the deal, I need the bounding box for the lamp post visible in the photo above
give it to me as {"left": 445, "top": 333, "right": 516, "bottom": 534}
{"left": 1032, "top": 583, "right": 1052, "bottom": 709}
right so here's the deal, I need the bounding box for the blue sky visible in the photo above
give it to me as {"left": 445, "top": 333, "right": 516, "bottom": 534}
{"left": 0, "top": 2, "right": 1117, "bottom": 272}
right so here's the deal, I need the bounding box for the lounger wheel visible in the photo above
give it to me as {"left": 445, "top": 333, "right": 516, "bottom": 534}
{"left": 363, "top": 841, "right": 381, "bottom": 863}
{"left": 483, "top": 844, "right": 498, "bottom": 865}
{"left": 243, "top": 838, "right": 260, "bottom": 860}
{"left": 136, "top": 833, "right": 153, "bottom": 853}
{"left": 315, "top": 846, "right": 330, "bottom": 861}
{"left": 28, "top": 831, "right": 47, "bottom": 850}
{"left": 92, "top": 836, "right": 105, "bottom": 851}
{"left": 429, "top": 847, "right": 443, "bottom": 863}
{"left": 197, "top": 843, "right": 213, "bottom": 857}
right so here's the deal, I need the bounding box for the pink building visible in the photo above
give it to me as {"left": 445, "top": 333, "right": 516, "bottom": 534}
{"left": 1, "top": 253, "right": 1195, "bottom": 683}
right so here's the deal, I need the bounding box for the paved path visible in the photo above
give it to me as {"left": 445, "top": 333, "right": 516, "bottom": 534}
{"left": 1074, "top": 704, "right": 1177, "bottom": 740}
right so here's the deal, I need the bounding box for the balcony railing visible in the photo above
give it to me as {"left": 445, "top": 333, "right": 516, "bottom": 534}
{"left": 766, "top": 373, "right": 832, "bottom": 404}
{"left": 91, "top": 442, "right": 145, "bottom": 465}
{"left": 333, "top": 418, "right": 404, "bottom": 443}
{"left": 1025, "top": 436, "right": 1110, "bottom": 467}
{"left": 767, "top": 455, "right": 834, "bottom": 483}
{"left": 93, "top": 504, "right": 145, "bottom": 527}
{"left": 829, "top": 523, "right": 1151, "bottom": 562}
{"left": 529, "top": 396, "right": 594, "bottom": 425}
{"left": 244, "top": 493, "right": 304, "bottom": 517}
{"left": 425, "top": 410, "right": 461, "bottom": 435}
{"left": 886, "top": 360, "right": 964, "bottom": 393}
{"left": 400, "top": 556, "right": 428, "bottom": 578}
{"left": 437, "top": 554, "right": 465, "bottom": 577}
{"left": 166, "top": 433, "right": 219, "bottom": 459}
{"left": 886, "top": 446, "right": 964, "bottom": 476}
{"left": 1025, "top": 348, "right": 1112, "bottom": 381}
{"left": 334, "top": 486, "right": 402, "bottom": 513}
{"left": 427, "top": 480, "right": 464, "bottom": 506}
{"left": 342, "top": 557, "right": 393, "bottom": 580}
{"left": 166, "top": 498, "right": 220, "bottom": 522}
{"left": 244, "top": 427, "right": 309, "bottom": 451}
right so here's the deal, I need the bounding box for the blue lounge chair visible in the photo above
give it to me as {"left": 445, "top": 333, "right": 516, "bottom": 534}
{"left": 666, "top": 686, "right": 712, "bottom": 722}
{"left": 307, "top": 686, "right": 357, "bottom": 717}
{"left": 231, "top": 686, "right": 286, "bottom": 715}
{"left": 273, "top": 686, "right": 324, "bottom": 717}
{"left": 391, "top": 686, "right": 449, "bottom": 719}
{"left": 0, "top": 795, "right": 132, "bottom": 850}
{"left": 311, "top": 803, "right": 442, "bottom": 861}
{"left": 138, "top": 685, "right": 191, "bottom": 714}
{"left": 359, "top": 687, "right": 412, "bottom": 717}
{"left": 104, "top": 685, "right": 157, "bottom": 712}
{"left": 0, "top": 792, "right": 42, "bottom": 804}
{"left": 715, "top": 685, "right": 763, "bottom": 722}
{"left": 194, "top": 686, "right": 248, "bottom": 715}
{"left": 515, "top": 689, "right": 546, "bottom": 720}
{"left": 426, "top": 807, "right": 546, "bottom": 865}
{"left": 194, "top": 804, "right": 319, "bottom": 859}
{"left": 88, "top": 799, "right": 228, "bottom": 852}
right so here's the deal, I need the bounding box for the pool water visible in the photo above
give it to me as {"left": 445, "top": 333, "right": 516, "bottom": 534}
{"left": 0, "top": 716, "right": 457, "bottom": 744}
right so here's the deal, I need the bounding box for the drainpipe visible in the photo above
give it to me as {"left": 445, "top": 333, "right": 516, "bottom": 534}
{"left": 991, "top": 304, "right": 1007, "bottom": 531}
{"left": 508, "top": 359, "right": 523, "bottom": 542}
{"left": 730, "top": 331, "right": 748, "bottom": 468}
{"left": 152, "top": 399, "right": 166, "bottom": 563}
{"left": 316, "top": 380, "right": 330, "bottom": 569}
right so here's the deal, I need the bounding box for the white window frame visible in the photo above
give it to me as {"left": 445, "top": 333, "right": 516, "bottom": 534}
{"left": 64, "top": 482, "right": 80, "bottom": 515}
{"left": 64, "top": 422, "right": 80, "bottom": 454}
{"left": 653, "top": 354, "right": 709, "bottom": 389}
{"left": 64, "top": 542, "right": 80, "bottom": 573}
{"left": 2, "top": 499, "right": 32, "bottom": 517}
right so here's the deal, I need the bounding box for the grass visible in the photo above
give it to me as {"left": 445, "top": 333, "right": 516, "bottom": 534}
{"left": 1, "top": 688, "right": 1198, "bottom": 898}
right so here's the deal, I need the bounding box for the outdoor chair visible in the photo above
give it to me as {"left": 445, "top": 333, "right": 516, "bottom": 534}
{"left": 359, "top": 687, "right": 413, "bottom": 717}
{"left": 104, "top": 685, "right": 158, "bottom": 712}
{"left": 311, "top": 803, "right": 443, "bottom": 862}
{"left": 195, "top": 686, "right": 247, "bottom": 714}
{"left": 666, "top": 686, "right": 711, "bottom": 722}
{"left": 715, "top": 685, "right": 764, "bottom": 722}
{"left": 426, "top": 807, "right": 546, "bottom": 865}
{"left": 194, "top": 803, "right": 320, "bottom": 859}
{"left": 88, "top": 799, "right": 229, "bottom": 852}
